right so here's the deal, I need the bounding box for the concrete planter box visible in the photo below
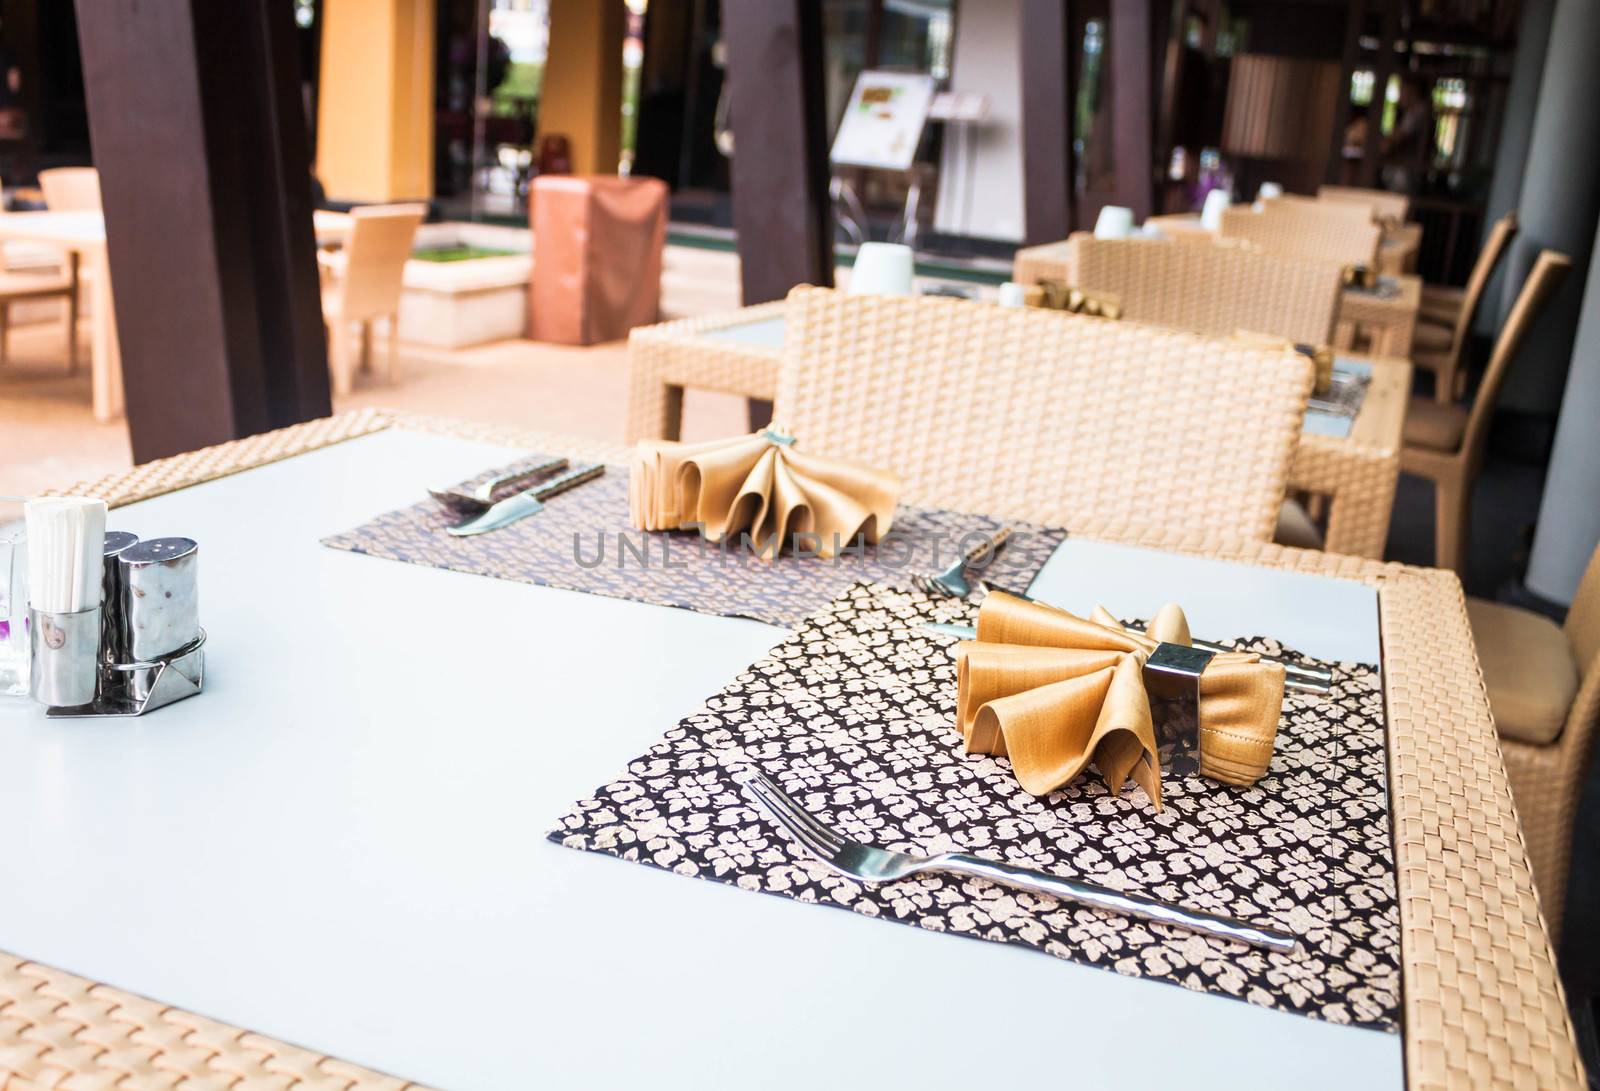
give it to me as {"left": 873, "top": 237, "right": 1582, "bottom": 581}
{"left": 397, "top": 223, "right": 532, "bottom": 350}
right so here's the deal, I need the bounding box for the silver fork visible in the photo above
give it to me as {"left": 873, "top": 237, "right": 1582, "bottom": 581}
{"left": 912, "top": 527, "right": 1013, "bottom": 599}
{"left": 740, "top": 771, "right": 1298, "bottom": 954}
{"left": 428, "top": 456, "right": 569, "bottom": 516}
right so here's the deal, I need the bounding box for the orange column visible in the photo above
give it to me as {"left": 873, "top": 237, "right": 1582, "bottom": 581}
{"left": 316, "top": 0, "right": 435, "bottom": 202}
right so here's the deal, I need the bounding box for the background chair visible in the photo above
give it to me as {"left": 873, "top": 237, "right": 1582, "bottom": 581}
{"left": 775, "top": 286, "right": 1312, "bottom": 544}
{"left": 1069, "top": 234, "right": 1342, "bottom": 346}
{"left": 318, "top": 203, "right": 425, "bottom": 395}
{"left": 1418, "top": 213, "right": 1518, "bottom": 331}
{"left": 1401, "top": 249, "right": 1571, "bottom": 571}
{"left": 1316, "top": 184, "right": 1411, "bottom": 222}
{"left": 1221, "top": 200, "right": 1382, "bottom": 269}
{"left": 1409, "top": 212, "right": 1518, "bottom": 403}
{"left": 37, "top": 167, "right": 102, "bottom": 212}
{"left": 0, "top": 176, "right": 78, "bottom": 370}
{"left": 1470, "top": 542, "right": 1600, "bottom": 942}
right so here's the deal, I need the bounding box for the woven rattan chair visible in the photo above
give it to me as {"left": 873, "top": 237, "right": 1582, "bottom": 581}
{"left": 1418, "top": 212, "right": 1518, "bottom": 330}
{"left": 1221, "top": 200, "right": 1381, "bottom": 269}
{"left": 775, "top": 286, "right": 1313, "bottom": 543}
{"left": 1317, "top": 184, "right": 1410, "bottom": 222}
{"left": 37, "top": 167, "right": 102, "bottom": 212}
{"left": 1470, "top": 543, "right": 1600, "bottom": 942}
{"left": 1069, "top": 234, "right": 1342, "bottom": 345}
{"left": 1409, "top": 213, "right": 1518, "bottom": 404}
{"left": 318, "top": 203, "right": 425, "bottom": 395}
{"left": 1401, "top": 250, "right": 1571, "bottom": 572}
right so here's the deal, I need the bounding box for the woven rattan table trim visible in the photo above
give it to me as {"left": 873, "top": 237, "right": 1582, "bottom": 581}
{"left": 17, "top": 411, "right": 1581, "bottom": 1091}
{"left": 623, "top": 301, "right": 787, "bottom": 443}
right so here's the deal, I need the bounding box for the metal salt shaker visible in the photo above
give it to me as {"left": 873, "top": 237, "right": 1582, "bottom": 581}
{"left": 119, "top": 537, "right": 199, "bottom": 701}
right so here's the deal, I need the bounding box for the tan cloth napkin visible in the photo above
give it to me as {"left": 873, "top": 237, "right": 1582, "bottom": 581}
{"left": 630, "top": 431, "right": 901, "bottom": 559}
{"left": 955, "top": 592, "right": 1285, "bottom": 807}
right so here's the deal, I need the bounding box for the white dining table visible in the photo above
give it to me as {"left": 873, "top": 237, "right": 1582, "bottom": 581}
{"left": 0, "top": 210, "right": 353, "bottom": 422}
{"left": 0, "top": 428, "right": 1400, "bottom": 1090}
{"left": 0, "top": 211, "right": 121, "bottom": 421}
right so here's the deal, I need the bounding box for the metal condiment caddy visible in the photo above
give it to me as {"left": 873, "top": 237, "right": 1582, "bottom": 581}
{"left": 36, "top": 533, "right": 206, "bottom": 718}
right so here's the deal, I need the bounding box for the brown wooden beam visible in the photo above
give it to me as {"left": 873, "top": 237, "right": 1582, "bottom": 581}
{"left": 1109, "top": 0, "right": 1155, "bottom": 221}
{"left": 1359, "top": 0, "right": 1400, "bottom": 188}
{"left": 75, "top": 0, "right": 330, "bottom": 463}
{"left": 1327, "top": 0, "right": 1366, "bottom": 184}
{"left": 722, "top": 0, "right": 833, "bottom": 304}
{"left": 1020, "top": 0, "right": 1075, "bottom": 243}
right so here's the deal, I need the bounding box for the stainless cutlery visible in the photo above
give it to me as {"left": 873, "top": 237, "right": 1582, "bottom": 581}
{"left": 740, "top": 771, "right": 1299, "bottom": 954}
{"left": 429, "top": 456, "right": 570, "bottom": 516}
{"left": 446, "top": 464, "right": 606, "bottom": 537}
{"left": 911, "top": 527, "right": 1012, "bottom": 599}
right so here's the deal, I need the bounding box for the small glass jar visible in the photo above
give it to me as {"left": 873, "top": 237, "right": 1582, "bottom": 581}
{"left": 0, "top": 499, "right": 28, "bottom": 697}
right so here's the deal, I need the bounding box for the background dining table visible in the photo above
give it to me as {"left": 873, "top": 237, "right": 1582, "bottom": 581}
{"left": 0, "top": 210, "right": 122, "bottom": 420}
{"left": 0, "top": 209, "right": 355, "bottom": 421}
{"left": 0, "top": 412, "right": 1577, "bottom": 1091}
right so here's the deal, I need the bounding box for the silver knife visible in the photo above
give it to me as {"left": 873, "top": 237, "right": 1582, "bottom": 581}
{"left": 446, "top": 464, "right": 606, "bottom": 537}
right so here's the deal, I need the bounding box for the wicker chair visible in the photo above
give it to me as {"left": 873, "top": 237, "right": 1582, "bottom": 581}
{"left": 1069, "top": 234, "right": 1342, "bottom": 346}
{"left": 1418, "top": 212, "right": 1517, "bottom": 330}
{"left": 1316, "top": 184, "right": 1410, "bottom": 222}
{"left": 1221, "top": 200, "right": 1381, "bottom": 269}
{"left": 318, "top": 203, "right": 426, "bottom": 395}
{"left": 1401, "top": 250, "right": 1571, "bottom": 572}
{"left": 775, "top": 285, "right": 1313, "bottom": 543}
{"left": 1470, "top": 542, "right": 1600, "bottom": 942}
{"left": 1410, "top": 213, "right": 1518, "bottom": 404}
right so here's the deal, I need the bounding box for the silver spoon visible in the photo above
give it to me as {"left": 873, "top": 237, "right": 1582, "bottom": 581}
{"left": 428, "top": 457, "right": 568, "bottom": 516}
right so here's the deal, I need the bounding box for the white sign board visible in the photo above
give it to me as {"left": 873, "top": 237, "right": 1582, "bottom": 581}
{"left": 829, "top": 70, "right": 937, "bottom": 171}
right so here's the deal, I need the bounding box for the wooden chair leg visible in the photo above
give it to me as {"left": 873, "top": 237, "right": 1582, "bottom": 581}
{"left": 1434, "top": 472, "right": 1471, "bottom": 573}
{"left": 359, "top": 321, "right": 372, "bottom": 372}
{"left": 0, "top": 301, "right": 10, "bottom": 368}
{"left": 385, "top": 314, "right": 398, "bottom": 384}
{"left": 1434, "top": 359, "right": 1455, "bottom": 405}
{"left": 328, "top": 321, "right": 354, "bottom": 396}
{"left": 66, "top": 253, "right": 80, "bottom": 374}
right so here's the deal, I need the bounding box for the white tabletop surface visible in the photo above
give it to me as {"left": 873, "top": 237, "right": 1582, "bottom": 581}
{"left": 0, "top": 209, "right": 106, "bottom": 247}
{"left": 0, "top": 428, "right": 1398, "bottom": 1090}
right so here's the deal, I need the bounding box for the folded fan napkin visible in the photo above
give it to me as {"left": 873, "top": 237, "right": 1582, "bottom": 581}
{"left": 630, "top": 430, "right": 901, "bottom": 560}
{"left": 954, "top": 592, "right": 1285, "bottom": 808}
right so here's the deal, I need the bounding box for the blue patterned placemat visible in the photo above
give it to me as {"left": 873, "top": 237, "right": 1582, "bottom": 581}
{"left": 323, "top": 457, "right": 1066, "bottom": 627}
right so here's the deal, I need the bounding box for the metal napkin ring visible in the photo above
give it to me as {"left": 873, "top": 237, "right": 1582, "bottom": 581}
{"left": 1142, "top": 642, "right": 1216, "bottom": 746}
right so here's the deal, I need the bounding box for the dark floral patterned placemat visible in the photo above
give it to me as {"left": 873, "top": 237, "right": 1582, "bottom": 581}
{"left": 549, "top": 581, "right": 1401, "bottom": 1030}
{"left": 322, "top": 457, "right": 1065, "bottom": 627}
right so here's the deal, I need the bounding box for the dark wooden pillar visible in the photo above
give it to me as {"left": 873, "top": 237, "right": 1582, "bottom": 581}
{"left": 75, "top": 0, "right": 330, "bottom": 463}
{"left": 1020, "top": 0, "right": 1074, "bottom": 244}
{"left": 1358, "top": 0, "right": 1399, "bottom": 188}
{"left": 1327, "top": 0, "right": 1367, "bottom": 184}
{"left": 722, "top": 0, "right": 833, "bottom": 304}
{"left": 1109, "top": 0, "right": 1154, "bottom": 221}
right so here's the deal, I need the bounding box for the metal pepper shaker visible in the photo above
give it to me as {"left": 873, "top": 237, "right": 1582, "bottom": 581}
{"left": 119, "top": 538, "right": 199, "bottom": 701}
{"left": 100, "top": 532, "right": 140, "bottom": 667}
